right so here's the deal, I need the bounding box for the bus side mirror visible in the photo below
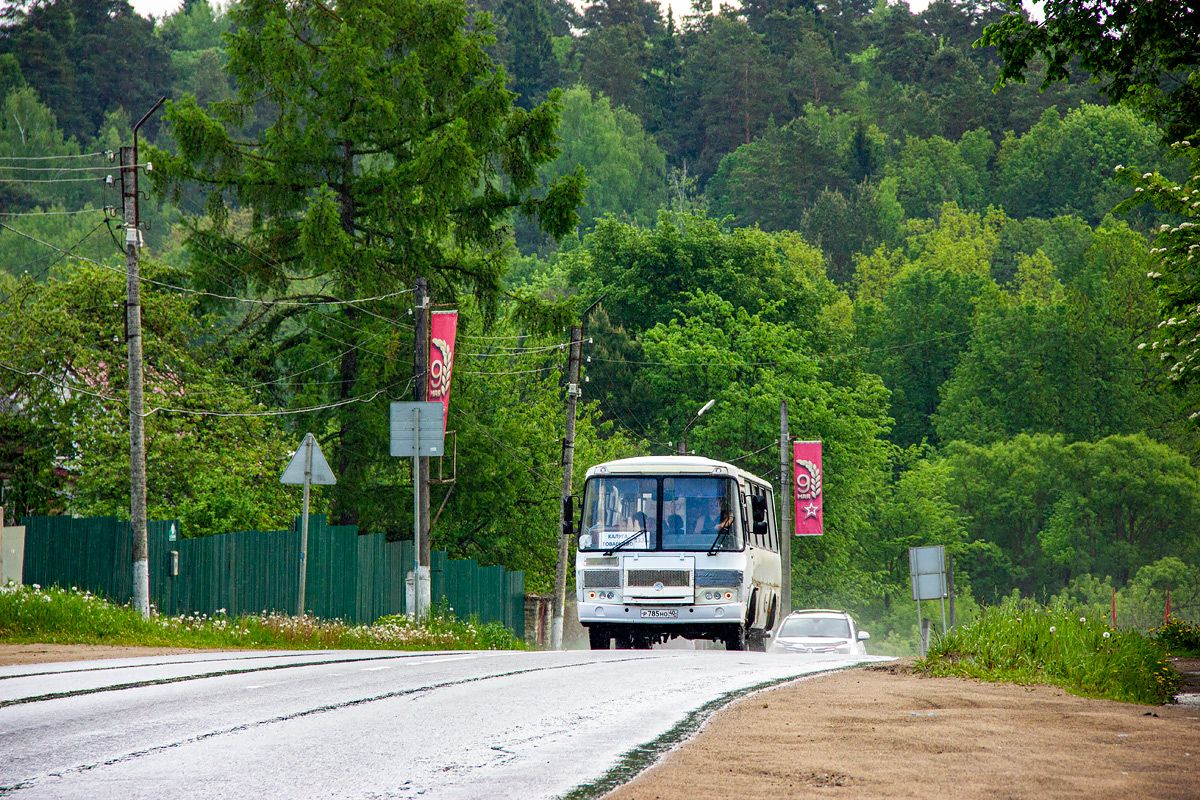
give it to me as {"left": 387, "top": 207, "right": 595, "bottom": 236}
{"left": 562, "top": 495, "right": 576, "bottom": 537}
{"left": 750, "top": 494, "right": 767, "bottom": 523}
{"left": 750, "top": 495, "right": 768, "bottom": 534}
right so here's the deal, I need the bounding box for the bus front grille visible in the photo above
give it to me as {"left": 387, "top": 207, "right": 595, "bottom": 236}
{"left": 627, "top": 569, "right": 691, "bottom": 588}
{"left": 583, "top": 569, "right": 621, "bottom": 588}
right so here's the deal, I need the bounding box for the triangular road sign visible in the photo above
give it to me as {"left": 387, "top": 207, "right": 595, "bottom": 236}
{"left": 280, "top": 433, "right": 337, "bottom": 485}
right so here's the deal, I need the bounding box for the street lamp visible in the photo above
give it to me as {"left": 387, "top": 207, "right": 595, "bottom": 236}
{"left": 678, "top": 399, "right": 716, "bottom": 455}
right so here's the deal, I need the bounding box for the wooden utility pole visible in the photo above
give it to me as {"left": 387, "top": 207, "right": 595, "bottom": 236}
{"left": 121, "top": 145, "right": 150, "bottom": 619}
{"left": 552, "top": 325, "right": 583, "bottom": 650}
{"left": 413, "top": 278, "right": 431, "bottom": 615}
{"left": 779, "top": 400, "right": 791, "bottom": 621}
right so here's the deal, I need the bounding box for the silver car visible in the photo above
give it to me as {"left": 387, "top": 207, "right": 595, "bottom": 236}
{"left": 767, "top": 609, "right": 869, "bottom": 655}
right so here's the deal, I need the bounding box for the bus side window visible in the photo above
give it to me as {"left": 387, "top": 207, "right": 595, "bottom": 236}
{"left": 765, "top": 488, "right": 778, "bottom": 552}
{"left": 748, "top": 486, "right": 768, "bottom": 548}
{"left": 734, "top": 491, "right": 744, "bottom": 542}
{"left": 748, "top": 489, "right": 758, "bottom": 551}
{"left": 750, "top": 489, "right": 763, "bottom": 548}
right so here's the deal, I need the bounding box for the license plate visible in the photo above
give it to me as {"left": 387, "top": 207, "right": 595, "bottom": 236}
{"left": 641, "top": 609, "right": 677, "bottom": 619}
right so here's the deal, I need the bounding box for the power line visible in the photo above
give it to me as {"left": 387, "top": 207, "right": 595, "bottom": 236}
{"left": 0, "top": 208, "right": 110, "bottom": 217}
{"left": 0, "top": 220, "right": 415, "bottom": 308}
{"left": 596, "top": 395, "right": 672, "bottom": 448}
{"left": 0, "top": 177, "right": 108, "bottom": 184}
{"left": 457, "top": 331, "right": 539, "bottom": 341}
{"left": 0, "top": 151, "right": 110, "bottom": 161}
{"left": 0, "top": 215, "right": 413, "bottom": 397}
{"left": 0, "top": 218, "right": 421, "bottom": 400}
{"left": 587, "top": 321, "right": 1007, "bottom": 370}
{"left": 456, "top": 412, "right": 561, "bottom": 490}
{"left": 169, "top": 224, "right": 417, "bottom": 366}
{"left": 0, "top": 220, "right": 109, "bottom": 301}
{"left": 0, "top": 360, "right": 414, "bottom": 419}
{"left": 460, "top": 342, "right": 567, "bottom": 357}
{"left": 0, "top": 164, "right": 141, "bottom": 172}
{"left": 456, "top": 366, "right": 558, "bottom": 377}
{"left": 727, "top": 440, "right": 778, "bottom": 464}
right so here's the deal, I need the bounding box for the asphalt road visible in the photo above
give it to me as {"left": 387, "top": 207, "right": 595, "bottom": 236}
{"left": 0, "top": 649, "right": 889, "bottom": 799}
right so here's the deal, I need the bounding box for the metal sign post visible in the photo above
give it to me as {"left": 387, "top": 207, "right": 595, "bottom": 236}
{"left": 280, "top": 433, "right": 336, "bottom": 616}
{"left": 390, "top": 401, "right": 445, "bottom": 619}
{"left": 411, "top": 406, "right": 425, "bottom": 622}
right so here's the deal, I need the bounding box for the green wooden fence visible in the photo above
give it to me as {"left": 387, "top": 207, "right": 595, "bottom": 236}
{"left": 20, "top": 515, "right": 524, "bottom": 637}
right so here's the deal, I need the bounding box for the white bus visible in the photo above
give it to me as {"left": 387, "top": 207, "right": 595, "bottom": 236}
{"left": 569, "top": 455, "right": 782, "bottom": 650}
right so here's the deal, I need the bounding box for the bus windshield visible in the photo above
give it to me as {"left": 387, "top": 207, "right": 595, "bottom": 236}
{"left": 578, "top": 476, "right": 658, "bottom": 552}
{"left": 577, "top": 475, "right": 742, "bottom": 552}
{"left": 661, "top": 477, "right": 740, "bottom": 552}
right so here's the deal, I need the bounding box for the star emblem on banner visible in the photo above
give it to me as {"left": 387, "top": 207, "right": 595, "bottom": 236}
{"left": 803, "top": 503, "right": 819, "bottom": 519}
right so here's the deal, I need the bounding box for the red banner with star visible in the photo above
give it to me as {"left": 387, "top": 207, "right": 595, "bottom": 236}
{"left": 428, "top": 310, "right": 457, "bottom": 428}
{"left": 793, "top": 440, "right": 823, "bottom": 536}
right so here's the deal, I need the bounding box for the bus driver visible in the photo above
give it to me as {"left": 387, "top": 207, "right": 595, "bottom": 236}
{"left": 691, "top": 497, "right": 733, "bottom": 535}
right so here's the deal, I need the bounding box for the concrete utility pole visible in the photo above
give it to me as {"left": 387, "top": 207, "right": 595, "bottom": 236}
{"left": 413, "top": 278, "right": 431, "bottom": 615}
{"left": 551, "top": 325, "right": 583, "bottom": 650}
{"left": 121, "top": 144, "right": 150, "bottom": 620}
{"left": 122, "top": 98, "right": 164, "bottom": 621}
{"left": 779, "top": 400, "right": 791, "bottom": 620}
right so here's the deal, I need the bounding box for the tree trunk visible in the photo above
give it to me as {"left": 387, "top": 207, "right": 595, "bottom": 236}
{"left": 336, "top": 140, "right": 359, "bottom": 527}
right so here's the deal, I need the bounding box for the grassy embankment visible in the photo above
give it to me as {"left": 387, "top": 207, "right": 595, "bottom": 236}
{"left": 0, "top": 582, "right": 524, "bottom": 651}
{"left": 915, "top": 597, "right": 1193, "bottom": 704}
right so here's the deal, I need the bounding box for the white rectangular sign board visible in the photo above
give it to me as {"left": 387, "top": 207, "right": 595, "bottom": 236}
{"left": 909, "top": 544, "right": 947, "bottom": 601}
{"left": 911, "top": 571, "right": 947, "bottom": 601}
{"left": 390, "top": 401, "right": 446, "bottom": 457}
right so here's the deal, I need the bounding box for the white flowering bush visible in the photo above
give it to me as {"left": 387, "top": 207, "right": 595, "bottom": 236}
{"left": 1116, "top": 139, "right": 1200, "bottom": 413}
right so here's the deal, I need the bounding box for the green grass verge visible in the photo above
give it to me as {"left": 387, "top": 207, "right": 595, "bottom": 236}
{"left": 914, "top": 597, "right": 1179, "bottom": 705}
{"left": 0, "top": 582, "right": 524, "bottom": 652}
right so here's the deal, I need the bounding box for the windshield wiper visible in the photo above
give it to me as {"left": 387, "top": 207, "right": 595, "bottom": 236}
{"left": 604, "top": 513, "right": 648, "bottom": 556}
{"left": 707, "top": 524, "right": 731, "bottom": 556}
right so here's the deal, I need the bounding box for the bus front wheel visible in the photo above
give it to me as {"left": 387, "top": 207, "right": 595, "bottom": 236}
{"left": 588, "top": 626, "right": 610, "bottom": 650}
{"left": 724, "top": 625, "right": 746, "bottom": 651}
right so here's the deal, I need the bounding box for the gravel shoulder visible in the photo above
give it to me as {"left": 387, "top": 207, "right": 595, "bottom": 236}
{"left": 604, "top": 659, "right": 1200, "bottom": 800}
{"left": 0, "top": 643, "right": 245, "bottom": 665}
{"left": 3, "top": 645, "right": 1197, "bottom": 799}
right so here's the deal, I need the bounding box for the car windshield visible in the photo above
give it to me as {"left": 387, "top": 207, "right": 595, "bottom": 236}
{"left": 779, "top": 616, "right": 851, "bottom": 638}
